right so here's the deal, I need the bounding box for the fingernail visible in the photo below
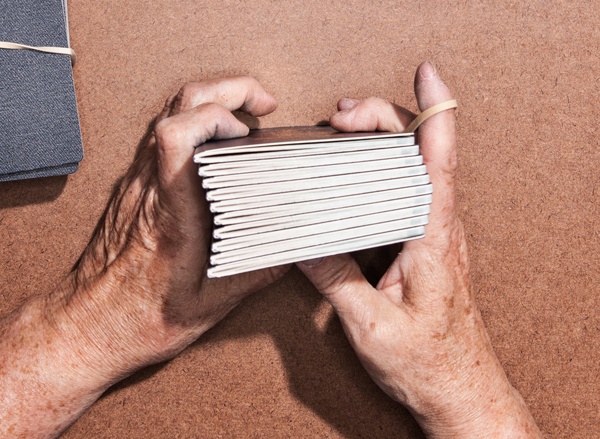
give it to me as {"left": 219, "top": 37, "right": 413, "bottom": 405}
{"left": 419, "top": 61, "right": 438, "bottom": 80}
{"left": 298, "top": 257, "right": 325, "bottom": 268}
{"left": 339, "top": 97, "right": 360, "bottom": 110}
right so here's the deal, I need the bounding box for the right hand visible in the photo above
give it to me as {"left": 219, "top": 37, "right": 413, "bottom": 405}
{"left": 297, "top": 62, "right": 541, "bottom": 438}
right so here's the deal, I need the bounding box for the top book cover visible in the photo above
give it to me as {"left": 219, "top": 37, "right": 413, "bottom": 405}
{"left": 0, "top": 0, "right": 83, "bottom": 181}
{"left": 194, "top": 126, "right": 415, "bottom": 159}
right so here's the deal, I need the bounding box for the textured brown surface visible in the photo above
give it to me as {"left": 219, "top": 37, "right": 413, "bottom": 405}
{"left": 1, "top": 1, "right": 599, "bottom": 437}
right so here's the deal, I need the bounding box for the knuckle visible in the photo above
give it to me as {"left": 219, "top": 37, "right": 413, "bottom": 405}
{"left": 198, "top": 102, "right": 229, "bottom": 120}
{"left": 236, "top": 75, "right": 258, "bottom": 87}
{"left": 154, "top": 118, "right": 183, "bottom": 148}
{"left": 446, "top": 147, "right": 459, "bottom": 172}
{"left": 179, "top": 82, "right": 200, "bottom": 98}
{"left": 352, "top": 97, "right": 390, "bottom": 129}
{"left": 175, "top": 82, "right": 203, "bottom": 110}
{"left": 362, "top": 96, "right": 385, "bottom": 106}
{"left": 361, "top": 97, "right": 391, "bottom": 115}
{"left": 357, "top": 97, "right": 379, "bottom": 114}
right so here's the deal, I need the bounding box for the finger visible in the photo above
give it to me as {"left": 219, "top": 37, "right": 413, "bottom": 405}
{"left": 169, "top": 76, "right": 278, "bottom": 117}
{"left": 154, "top": 103, "right": 249, "bottom": 196}
{"left": 329, "top": 97, "right": 415, "bottom": 133}
{"left": 406, "top": 61, "right": 459, "bottom": 249}
{"left": 296, "top": 254, "right": 383, "bottom": 329}
{"left": 377, "top": 63, "right": 461, "bottom": 298}
{"left": 337, "top": 97, "right": 361, "bottom": 111}
{"left": 378, "top": 63, "right": 462, "bottom": 302}
{"left": 155, "top": 93, "right": 178, "bottom": 124}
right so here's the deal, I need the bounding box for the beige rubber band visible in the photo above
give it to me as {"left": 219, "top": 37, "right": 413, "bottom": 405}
{"left": 0, "top": 41, "right": 76, "bottom": 66}
{"left": 402, "top": 99, "right": 458, "bottom": 133}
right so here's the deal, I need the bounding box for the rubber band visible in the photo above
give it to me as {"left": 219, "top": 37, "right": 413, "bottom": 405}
{"left": 0, "top": 41, "right": 76, "bottom": 66}
{"left": 402, "top": 99, "right": 458, "bottom": 133}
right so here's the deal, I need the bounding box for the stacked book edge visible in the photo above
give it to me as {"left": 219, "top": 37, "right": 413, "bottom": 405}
{"left": 194, "top": 126, "right": 431, "bottom": 278}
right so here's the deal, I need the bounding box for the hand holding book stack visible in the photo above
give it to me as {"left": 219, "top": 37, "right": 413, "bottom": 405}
{"left": 194, "top": 100, "right": 456, "bottom": 278}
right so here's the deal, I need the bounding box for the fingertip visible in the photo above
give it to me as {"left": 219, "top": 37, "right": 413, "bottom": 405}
{"left": 337, "top": 97, "right": 361, "bottom": 111}
{"left": 296, "top": 254, "right": 362, "bottom": 297}
{"left": 240, "top": 77, "right": 279, "bottom": 117}
{"left": 329, "top": 97, "right": 379, "bottom": 132}
{"left": 414, "top": 62, "right": 453, "bottom": 111}
{"left": 245, "top": 90, "right": 278, "bottom": 117}
{"left": 409, "top": 63, "right": 460, "bottom": 250}
{"left": 215, "top": 117, "right": 250, "bottom": 140}
{"left": 329, "top": 107, "right": 356, "bottom": 131}
{"left": 417, "top": 61, "right": 437, "bottom": 81}
{"left": 263, "top": 91, "right": 279, "bottom": 114}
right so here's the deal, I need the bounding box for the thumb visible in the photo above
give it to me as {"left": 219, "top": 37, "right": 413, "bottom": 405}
{"left": 296, "top": 254, "right": 380, "bottom": 327}
{"left": 407, "top": 61, "right": 459, "bottom": 250}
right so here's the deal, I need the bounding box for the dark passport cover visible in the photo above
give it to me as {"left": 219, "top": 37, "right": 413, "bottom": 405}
{"left": 0, "top": 0, "right": 83, "bottom": 182}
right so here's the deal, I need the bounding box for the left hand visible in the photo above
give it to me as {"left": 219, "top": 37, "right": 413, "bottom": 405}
{"left": 65, "top": 76, "right": 290, "bottom": 375}
{"left": 0, "top": 77, "right": 290, "bottom": 438}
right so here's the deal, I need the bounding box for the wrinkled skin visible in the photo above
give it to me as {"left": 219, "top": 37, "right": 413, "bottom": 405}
{"left": 0, "top": 66, "right": 540, "bottom": 438}
{"left": 0, "top": 77, "right": 290, "bottom": 438}
{"left": 297, "top": 62, "right": 541, "bottom": 438}
{"left": 70, "top": 77, "right": 291, "bottom": 363}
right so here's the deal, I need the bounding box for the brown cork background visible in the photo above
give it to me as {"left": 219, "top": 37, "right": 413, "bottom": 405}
{"left": 1, "top": 0, "right": 599, "bottom": 437}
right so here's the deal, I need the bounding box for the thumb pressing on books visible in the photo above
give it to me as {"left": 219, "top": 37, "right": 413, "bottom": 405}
{"left": 297, "top": 62, "right": 541, "bottom": 438}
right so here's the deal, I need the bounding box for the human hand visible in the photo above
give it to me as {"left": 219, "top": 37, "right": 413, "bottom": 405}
{"left": 297, "top": 62, "right": 541, "bottom": 438}
{"left": 67, "top": 76, "right": 290, "bottom": 374}
{"left": 0, "top": 77, "right": 291, "bottom": 438}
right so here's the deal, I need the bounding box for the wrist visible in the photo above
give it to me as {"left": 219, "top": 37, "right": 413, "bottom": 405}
{"left": 0, "top": 257, "right": 186, "bottom": 437}
{"left": 43, "top": 278, "right": 153, "bottom": 388}
{"left": 45, "top": 261, "right": 193, "bottom": 387}
{"left": 412, "top": 359, "right": 541, "bottom": 438}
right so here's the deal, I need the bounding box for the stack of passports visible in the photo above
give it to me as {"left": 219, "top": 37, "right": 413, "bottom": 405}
{"left": 194, "top": 126, "right": 433, "bottom": 278}
{"left": 0, "top": 0, "right": 82, "bottom": 182}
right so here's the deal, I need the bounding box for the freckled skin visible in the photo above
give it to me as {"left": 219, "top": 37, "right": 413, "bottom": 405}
{"left": 0, "top": 69, "right": 542, "bottom": 439}
{"left": 0, "top": 77, "right": 289, "bottom": 438}
{"left": 298, "top": 63, "right": 542, "bottom": 438}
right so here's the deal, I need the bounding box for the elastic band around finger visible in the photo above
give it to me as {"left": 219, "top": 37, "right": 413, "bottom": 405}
{"left": 402, "top": 99, "right": 457, "bottom": 133}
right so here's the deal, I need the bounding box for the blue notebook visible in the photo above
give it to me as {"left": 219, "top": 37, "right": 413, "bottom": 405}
{"left": 0, "top": 0, "right": 83, "bottom": 182}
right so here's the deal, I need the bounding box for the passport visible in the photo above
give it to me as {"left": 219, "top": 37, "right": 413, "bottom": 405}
{"left": 194, "top": 126, "right": 431, "bottom": 278}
